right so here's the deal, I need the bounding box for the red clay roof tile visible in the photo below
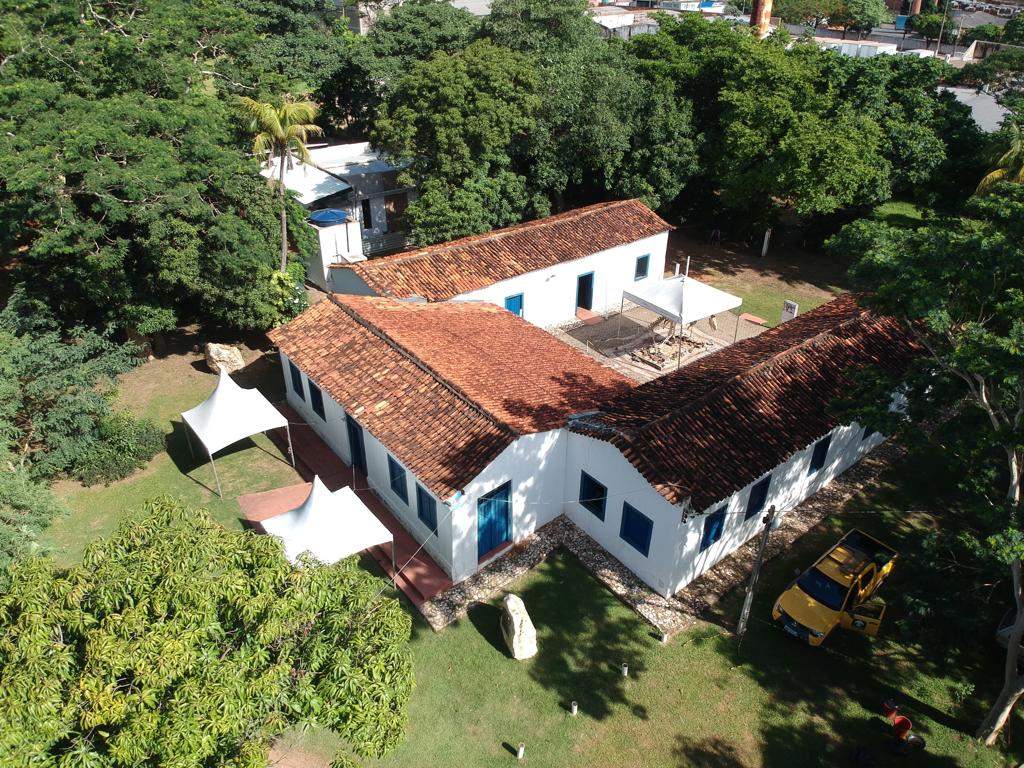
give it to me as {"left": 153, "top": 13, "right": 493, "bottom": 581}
{"left": 571, "top": 294, "right": 919, "bottom": 512}
{"left": 331, "top": 199, "right": 672, "bottom": 301}
{"left": 268, "top": 297, "right": 633, "bottom": 499}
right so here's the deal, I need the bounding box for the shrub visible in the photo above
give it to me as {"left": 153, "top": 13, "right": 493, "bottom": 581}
{"left": 0, "top": 467, "right": 65, "bottom": 584}
{"left": 71, "top": 412, "right": 165, "bottom": 486}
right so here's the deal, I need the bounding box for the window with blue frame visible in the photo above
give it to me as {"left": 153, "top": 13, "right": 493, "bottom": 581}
{"left": 619, "top": 503, "right": 653, "bottom": 556}
{"left": 808, "top": 434, "right": 832, "bottom": 475}
{"left": 504, "top": 293, "right": 524, "bottom": 317}
{"left": 308, "top": 380, "right": 326, "bottom": 420}
{"left": 634, "top": 254, "right": 650, "bottom": 280}
{"left": 745, "top": 475, "right": 771, "bottom": 520}
{"left": 578, "top": 472, "right": 607, "bottom": 520}
{"left": 701, "top": 506, "right": 727, "bottom": 551}
{"left": 288, "top": 361, "right": 305, "bottom": 400}
{"left": 416, "top": 484, "right": 437, "bottom": 534}
{"left": 387, "top": 455, "right": 408, "bottom": 503}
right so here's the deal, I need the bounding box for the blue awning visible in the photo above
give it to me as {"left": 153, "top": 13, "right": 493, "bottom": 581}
{"left": 308, "top": 208, "right": 348, "bottom": 225}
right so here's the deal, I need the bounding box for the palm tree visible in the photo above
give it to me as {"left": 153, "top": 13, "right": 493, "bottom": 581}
{"left": 976, "top": 122, "right": 1024, "bottom": 196}
{"left": 236, "top": 95, "right": 323, "bottom": 272}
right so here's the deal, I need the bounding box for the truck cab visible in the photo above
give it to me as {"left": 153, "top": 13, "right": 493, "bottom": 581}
{"left": 772, "top": 529, "right": 897, "bottom": 646}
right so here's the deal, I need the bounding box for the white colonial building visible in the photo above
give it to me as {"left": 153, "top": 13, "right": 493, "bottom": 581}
{"left": 269, "top": 292, "right": 916, "bottom": 596}
{"left": 329, "top": 199, "right": 673, "bottom": 328}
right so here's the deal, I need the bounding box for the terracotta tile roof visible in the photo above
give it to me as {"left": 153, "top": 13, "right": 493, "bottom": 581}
{"left": 268, "top": 297, "right": 632, "bottom": 499}
{"left": 571, "top": 294, "right": 920, "bottom": 512}
{"left": 331, "top": 200, "right": 673, "bottom": 301}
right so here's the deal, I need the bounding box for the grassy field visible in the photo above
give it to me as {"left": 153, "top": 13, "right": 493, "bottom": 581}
{"left": 41, "top": 339, "right": 301, "bottom": 567}
{"left": 276, "top": 450, "right": 1021, "bottom": 768}
{"left": 672, "top": 231, "right": 852, "bottom": 328}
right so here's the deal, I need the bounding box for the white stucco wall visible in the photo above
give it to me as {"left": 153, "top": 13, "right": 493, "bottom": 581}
{"left": 277, "top": 352, "right": 455, "bottom": 573}
{"left": 278, "top": 354, "right": 886, "bottom": 598}
{"left": 450, "top": 431, "right": 568, "bottom": 582}
{"left": 667, "top": 423, "right": 886, "bottom": 595}
{"left": 563, "top": 433, "right": 684, "bottom": 595}
{"left": 311, "top": 221, "right": 365, "bottom": 289}
{"left": 453, "top": 231, "right": 669, "bottom": 328}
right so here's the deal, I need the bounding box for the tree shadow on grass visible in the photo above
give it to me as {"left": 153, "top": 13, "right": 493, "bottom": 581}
{"left": 672, "top": 736, "right": 745, "bottom": 767}
{"left": 514, "top": 552, "right": 654, "bottom": 721}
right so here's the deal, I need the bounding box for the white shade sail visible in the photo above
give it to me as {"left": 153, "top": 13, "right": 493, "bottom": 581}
{"left": 623, "top": 275, "right": 742, "bottom": 326}
{"left": 261, "top": 476, "right": 394, "bottom": 564}
{"left": 181, "top": 370, "right": 288, "bottom": 456}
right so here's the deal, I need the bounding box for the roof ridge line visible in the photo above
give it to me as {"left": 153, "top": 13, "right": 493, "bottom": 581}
{"left": 352, "top": 200, "right": 642, "bottom": 270}
{"left": 326, "top": 294, "right": 520, "bottom": 439}
{"left": 625, "top": 305, "right": 874, "bottom": 442}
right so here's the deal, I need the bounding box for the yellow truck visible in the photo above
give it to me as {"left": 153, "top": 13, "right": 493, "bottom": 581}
{"left": 772, "top": 529, "right": 897, "bottom": 646}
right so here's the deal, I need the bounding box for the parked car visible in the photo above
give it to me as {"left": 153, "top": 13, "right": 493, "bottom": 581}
{"left": 772, "top": 529, "right": 897, "bottom": 646}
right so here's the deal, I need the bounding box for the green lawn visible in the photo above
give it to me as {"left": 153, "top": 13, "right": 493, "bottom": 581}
{"left": 41, "top": 343, "right": 301, "bottom": 567}
{"left": 279, "top": 451, "right": 1020, "bottom": 768}
{"left": 872, "top": 200, "right": 930, "bottom": 229}
{"left": 671, "top": 232, "right": 852, "bottom": 328}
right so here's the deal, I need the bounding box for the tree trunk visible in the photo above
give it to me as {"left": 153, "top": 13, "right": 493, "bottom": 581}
{"left": 977, "top": 451, "right": 1024, "bottom": 743}
{"left": 278, "top": 154, "right": 289, "bottom": 273}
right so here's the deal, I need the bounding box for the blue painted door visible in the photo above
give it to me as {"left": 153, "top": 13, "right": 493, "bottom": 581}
{"left": 576, "top": 272, "right": 594, "bottom": 310}
{"left": 504, "top": 293, "right": 524, "bottom": 317}
{"left": 345, "top": 415, "right": 367, "bottom": 476}
{"left": 477, "top": 481, "right": 512, "bottom": 560}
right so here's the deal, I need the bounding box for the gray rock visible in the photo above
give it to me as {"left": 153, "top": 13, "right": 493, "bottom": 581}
{"left": 204, "top": 342, "right": 245, "bottom": 374}
{"left": 500, "top": 593, "right": 537, "bottom": 660}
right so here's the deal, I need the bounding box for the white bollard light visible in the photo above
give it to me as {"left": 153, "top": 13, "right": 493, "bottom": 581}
{"left": 621, "top": 662, "right": 629, "bottom": 678}
{"left": 517, "top": 742, "right": 525, "bottom": 760}
{"left": 570, "top": 700, "right": 578, "bottom": 716}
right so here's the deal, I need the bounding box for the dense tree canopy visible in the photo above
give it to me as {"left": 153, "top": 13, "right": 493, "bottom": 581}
{"left": 0, "top": 0, "right": 331, "bottom": 334}
{"left": 0, "top": 498, "right": 413, "bottom": 767}
{"left": 828, "top": 185, "right": 1024, "bottom": 743}
{"left": 373, "top": 40, "right": 541, "bottom": 243}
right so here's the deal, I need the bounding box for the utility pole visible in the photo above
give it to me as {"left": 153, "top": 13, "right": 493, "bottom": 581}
{"left": 736, "top": 505, "right": 777, "bottom": 646}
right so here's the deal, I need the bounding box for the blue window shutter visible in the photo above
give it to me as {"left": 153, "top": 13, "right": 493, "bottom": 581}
{"left": 619, "top": 503, "right": 653, "bottom": 557}
{"left": 308, "top": 381, "right": 326, "bottom": 420}
{"left": 701, "top": 507, "right": 727, "bottom": 551}
{"left": 416, "top": 484, "right": 437, "bottom": 534}
{"left": 578, "top": 472, "right": 607, "bottom": 520}
{"left": 387, "top": 455, "right": 408, "bottom": 504}
{"left": 808, "top": 435, "right": 832, "bottom": 475}
{"left": 288, "top": 361, "right": 305, "bottom": 400}
{"left": 634, "top": 254, "right": 650, "bottom": 280}
{"left": 745, "top": 476, "right": 771, "bottom": 520}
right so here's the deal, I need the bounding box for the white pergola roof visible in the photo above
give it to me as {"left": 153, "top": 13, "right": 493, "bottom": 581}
{"left": 260, "top": 157, "right": 352, "bottom": 205}
{"left": 623, "top": 275, "right": 742, "bottom": 326}
{"left": 261, "top": 476, "right": 394, "bottom": 565}
{"left": 182, "top": 370, "right": 288, "bottom": 456}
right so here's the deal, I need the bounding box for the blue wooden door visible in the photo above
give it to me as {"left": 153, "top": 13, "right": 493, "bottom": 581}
{"left": 477, "top": 482, "right": 512, "bottom": 560}
{"left": 504, "top": 293, "right": 524, "bottom": 317}
{"left": 345, "top": 415, "right": 367, "bottom": 476}
{"left": 576, "top": 272, "right": 594, "bottom": 310}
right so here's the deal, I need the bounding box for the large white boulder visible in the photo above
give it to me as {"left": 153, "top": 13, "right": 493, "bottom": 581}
{"left": 204, "top": 342, "right": 245, "bottom": 375}
{"left": 500, "top": 593, "right": 537, "bottom": 660}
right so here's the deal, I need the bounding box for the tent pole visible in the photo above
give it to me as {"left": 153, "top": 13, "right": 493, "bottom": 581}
{"left": 209, "top": 449, "right": 223, "bottom": 498}
{"left": 285, "top": 423, "right": 295, "bottom": 467}
{"left": 391, "top": 542, "right": 397, "bottom": 588}
{"left": 184, "top": 422, "right": 195, "bottom": 459}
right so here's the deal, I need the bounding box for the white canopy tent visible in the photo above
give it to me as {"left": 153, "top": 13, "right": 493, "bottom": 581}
{"left": 181, "top": 369, "right": 293, "bottom": 496}
{"left": 622, "top": 274, "right": 742, "bottom": 328}
{"left": 261, "top": 476, "right": 395, "bottom": 571}
{"left": 619, "top": 274, "right": 743, "bottom": 369}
